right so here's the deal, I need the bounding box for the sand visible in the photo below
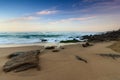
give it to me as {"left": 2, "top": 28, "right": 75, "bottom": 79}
{"left": 109, "top": 41, "right": 120, "bottom": 53}
{"left": 0, "top": 42, "right": 120, "bottom": 80}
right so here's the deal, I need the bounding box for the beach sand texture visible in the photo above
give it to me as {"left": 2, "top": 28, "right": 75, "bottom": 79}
{"left": 0, "top": 42, "right": 120, "bottom": 80}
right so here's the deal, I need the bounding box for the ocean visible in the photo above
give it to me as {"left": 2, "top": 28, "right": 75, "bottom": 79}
{"left": 0, "top": 32, "right": 98, "bottom": 44}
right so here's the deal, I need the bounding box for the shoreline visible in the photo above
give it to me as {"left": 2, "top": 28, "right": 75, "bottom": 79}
{"left": 0, "top": 42, "right": 85, "bottom": 48}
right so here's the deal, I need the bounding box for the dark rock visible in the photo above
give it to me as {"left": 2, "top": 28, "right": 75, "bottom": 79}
{"left": 60, "top": 39, "right": 80, "bottom": 43}
{"left": 7, "top": 50, "right": 40, "bottom": 59}
{"left": 3, "top": 50, "right": 40, "bottom": 72}
{"left": 60, "top": 47, "right": 65, "bottom": 49}
{"left": 82, "top": 44, "right": 87, "bottom": 47}
{"left": 98, "top": 53, "right": 120, "bottom": 60}
{"left": 82, "top": 42, "right": 92, "bottom": 47}
{"left": 76, "top": 36, "right": 79, "bottom": 38}
{"left": 75, "top": 55, "right": 88, "bottom": 63}
{"left": 69, "top": 37, "right": 73, "bottom": 38}
{"left": 45, "top": 46, "right": 55, "bottom": 49}
{"left": 52, "top": 46, "right": 61, "bottom": 52}
{"left": 14, "top": 63, "right": 39, "bottom": 72}
{"left": 82, "top": 29, "right": 120, "bottom": 42}
{"left": 7, "top": 52, "right": 24, "bottom": 59}
{"left": 52, "top": 49, "right": 59, "bottom": 52}
{"left": 86, "top": 42, "right": 90, "bottom": 46}
{"left": 41, "top": 39, "right": 47, "bottom": 42}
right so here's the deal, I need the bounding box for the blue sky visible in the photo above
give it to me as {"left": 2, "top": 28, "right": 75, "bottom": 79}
{"left": 0, "top": 0, "right": 120, "bottom": 32}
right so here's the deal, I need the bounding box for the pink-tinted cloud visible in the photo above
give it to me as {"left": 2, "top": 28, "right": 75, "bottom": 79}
{"left": 76, "top": 0, "right": 120, "bottom": 15}
{"left": 36, "top": 10, "right": 58, "bottom": 15}
{"left": 6, "top": 16, "right": 36, "bottom": 22}
{"left": 5, "top": 9, "right": 58, "bottom": 23}
{"left": 50, "top": 16, "right": 96, "bottom": 24}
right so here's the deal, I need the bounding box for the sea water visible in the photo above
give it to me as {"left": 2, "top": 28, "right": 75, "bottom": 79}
{"left": 0, "top": 32, "right": 98, "bottom": 44}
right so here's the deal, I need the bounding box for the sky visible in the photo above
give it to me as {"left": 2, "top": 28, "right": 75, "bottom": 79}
{"left": 0, "top": 0, "right": 120, "bottom": 32}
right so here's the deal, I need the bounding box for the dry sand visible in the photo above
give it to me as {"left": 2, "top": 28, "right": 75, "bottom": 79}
{"left": 109, "top": 41, "right": 120, "bottom": 53}
{"left": 0, "top": 42, "right": 120, "bottom": 80}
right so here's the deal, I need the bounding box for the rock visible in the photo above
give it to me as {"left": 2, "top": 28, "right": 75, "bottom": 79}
{"left": 60, "top": 46, "right": 65, "bottom": 49}
{"left": 52, "top": 49, "right": 59, "bottom": 52}
{"left": 82, "top": 29, "right": 120, "bottom": 42}
{"left": 7, "top": 52, "right": 25, "bottom": 59}
{"left": 82, "top": 44, "right": 87, "bottom": 47}
{"left": 45, "top": 46, "right": 56, "bottom": 49}
{"left": 14, "top": 63, "right": 38, "bottom": 72}
{"left": 52, "top": 46, "right": 61, "bottom": 52}
{"left": 7, "top": 50, "right": 40, "bottom": 59}
{"left": 82, "top": 42, "right": 89, "bottom": 47}
{"left": 86, "top": 42, "right": 90, "bottom": 46}
{"left": 98, "top": 53, "right": 120, "bottom": 60}
{"left": 60, "top": 39, "right": 80, "bottom": 43}
{"left": 3, "top": 50, "right": 40, "bottom": 72}
{"left": 75, "top": 55, "right": 87, "bottom": 63}
{"left": 41, "top": 39, "right": 47, "bottom": 42}
{"left": 82, "top": 42, "right": 92, "bottom": 47}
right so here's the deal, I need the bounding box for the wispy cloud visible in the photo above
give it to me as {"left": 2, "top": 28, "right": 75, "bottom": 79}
{"left": 49, "top": 16, "right": 96, "bottom": 24}
{"left": 6, "top": 16, "right": 37, "bottom": 23}
{"left": 36, "top": 10, "right": 58, "bottom": 15}
{"left": 6, "top": 9, "right": 58, "bottom": 23}
{"left": 73, "top": 0, "right": 120, "bottom": 16}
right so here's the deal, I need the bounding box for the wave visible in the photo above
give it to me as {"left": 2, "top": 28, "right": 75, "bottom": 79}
{"left": 0, "top": 34, "right": 62, "bottom": 38}
{"left": 0, "top": 32, "right": 98, "bottom": 44}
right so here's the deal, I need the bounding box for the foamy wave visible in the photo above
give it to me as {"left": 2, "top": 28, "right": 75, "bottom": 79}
{"left": 0, "top": 32, "right": 98, "bottom": 44}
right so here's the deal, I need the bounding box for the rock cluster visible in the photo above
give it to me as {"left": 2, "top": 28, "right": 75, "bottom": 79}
{"left": 82, "top": 29, "right": 120, "bottom": 42}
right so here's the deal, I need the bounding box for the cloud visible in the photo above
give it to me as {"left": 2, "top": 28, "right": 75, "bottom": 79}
{"left": 5, "top": 9, "right": 58, "bottom": 23}
{"left": 6, "top": 16, "right": 36, "bottom": 23}
{"left": 82, "top": 0, "right": 114, "bottom": 3}
{"left": 75, "top": 0, "right": 120, "bottom": 16}
{"left": 92, "top": 0, "right": 119, "bottom": 6}
{"left": 49, "top": 16, "right": 96, "bottom": 24}
{"left": 36, "top": 10, "right": 58, "bottom": 15}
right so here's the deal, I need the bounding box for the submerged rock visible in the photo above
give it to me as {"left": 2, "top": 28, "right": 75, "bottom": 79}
{"left": 3, "top": 50, "right": 40, "bottom": 72}
{"left": 41, "top": 39, "right": 47, "bottom": 42}
{"left": 60, "top": 39, "right": 80, "bottom": 43}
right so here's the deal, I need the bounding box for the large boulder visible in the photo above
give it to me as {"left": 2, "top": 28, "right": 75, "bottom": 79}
{"left": 3, "top": 50, "right": 40, "bottom": 72}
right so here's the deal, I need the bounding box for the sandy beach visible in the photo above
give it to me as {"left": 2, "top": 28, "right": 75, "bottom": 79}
{"left": 0, "top": 0, "right": 120, "bottom": 79}
{"left": 0, "top": 41, "right": 120, "bottom": 80}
